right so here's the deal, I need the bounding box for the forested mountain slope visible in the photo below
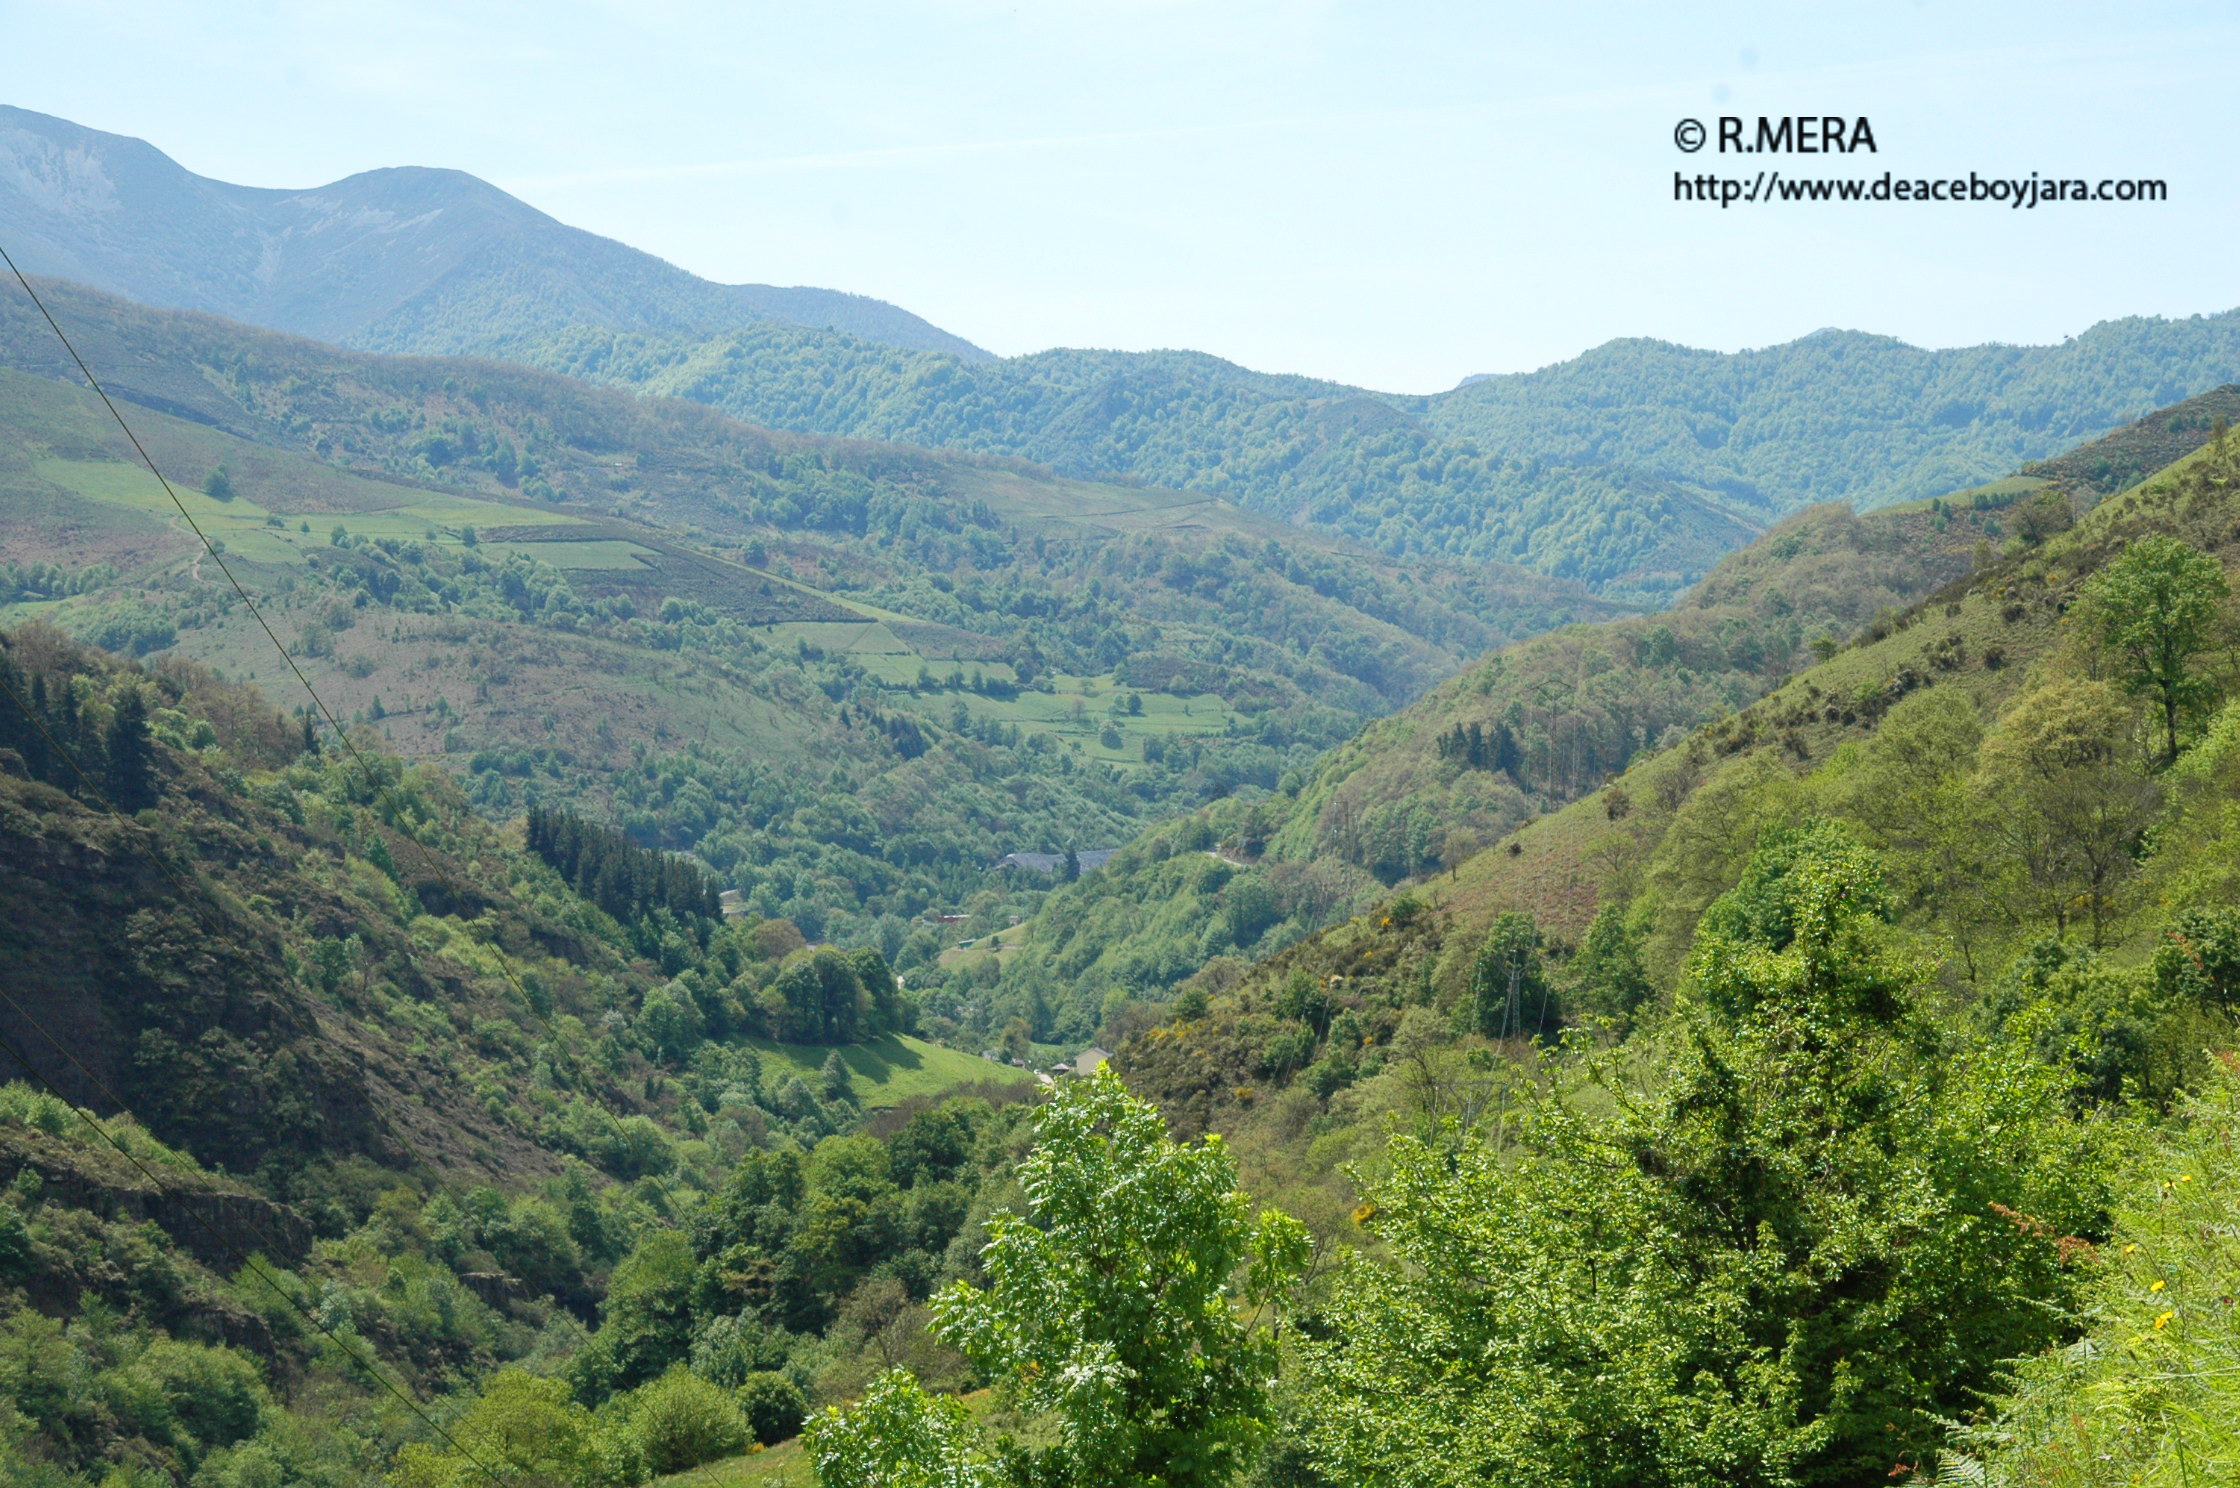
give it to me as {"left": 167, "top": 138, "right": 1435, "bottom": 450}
{"left": 0, "top": 278, "right": 1615, "bottom": 965}
{"left": 940, "top": 406, "right": 2185, "bottom": 1047}
{"left": 982, "top": 414, "right": 2240, "bottom": 1488}
{"left": 16, "top": 109, "right": 2237, "bottom": 604}
{"left": 14, "top": 442, "right": 2240, "bottom": 1487}
{"left": 534, "top": 313, "right": 2240, "bottom": 600}
{"left": 0, "top": 106, "right": 986, "bottom": 359}
{"left": 1115, "top": 417, "right": 2240, "bottom": 1140}
{"left": 0, "top": 620, "right": 1060, "bottom": 1485}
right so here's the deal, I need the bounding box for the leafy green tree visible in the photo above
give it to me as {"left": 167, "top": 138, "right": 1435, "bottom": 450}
{"left": 1833, "top": 688, "right": 2006, "bottom": 978}
{"left": 1302, "top": 823, "right": 2110, "bottom": 1487}
{"left": 810, "top": 1369, "right": 995, "bottom": 1488}
{"left": 569, "top": 1230, "right": 698, "bottom": 1402}
{"left": 2153, "top": 905, "right": 2240, "bottom": 1007}
{"left": 391, "top": 1369, "right": 626, "bottom": 1488}
{"left": 621, "top": 1365, "right": 748, "bottom": 1477}
{"left": 1562, "top": 903, "right": 1652, "bottom": 1030}
{"left": 808, "top": 1070, "right": 1309, "bottom": 1488}
{"left": 1976, "top": 680, "right": 2162, "bottom": 946}
{"left": 739, "top": 1371, "right": 809, "bottom": 1447}
{"left": 795, "top": 1134, "right": 904, "bottom": 1307}
{"left": 821, "top": 1050, "right": 857, "bottom": 1104}
{"left": 2082, "top": 534, "right": 2230, "bottom": 766}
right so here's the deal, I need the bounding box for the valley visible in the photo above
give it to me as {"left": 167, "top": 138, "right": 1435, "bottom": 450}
{"left": 6, "top": 93, "right": 2240, "bottom": 1488}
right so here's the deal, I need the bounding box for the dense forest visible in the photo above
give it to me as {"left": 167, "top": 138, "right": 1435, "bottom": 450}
{"left": 6, "top": 396, "right": 2240, "bottom": 1488}
{"left": 528, "top": 314, "right": 2240, "bottom": 600}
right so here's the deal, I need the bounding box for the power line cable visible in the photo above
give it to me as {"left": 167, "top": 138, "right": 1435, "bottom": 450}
{"left": 1, "top": 253, "right": 769, "bottom": 1488}
{"left": 0, "top": 256, "right": 692, "bottom": 1180}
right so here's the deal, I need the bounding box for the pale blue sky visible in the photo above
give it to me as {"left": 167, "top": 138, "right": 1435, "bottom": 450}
{"left": 4, "top": 2, "right": 2234, "bottom": 390}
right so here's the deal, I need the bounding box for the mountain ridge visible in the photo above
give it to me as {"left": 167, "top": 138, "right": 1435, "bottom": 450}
{"left": 0, "top": 104, "right": 991, "bottom": 360}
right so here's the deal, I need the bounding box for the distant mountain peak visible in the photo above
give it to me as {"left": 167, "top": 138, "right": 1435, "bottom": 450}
{"left": 0, "top": 104, "right": 991, "bottom": 361}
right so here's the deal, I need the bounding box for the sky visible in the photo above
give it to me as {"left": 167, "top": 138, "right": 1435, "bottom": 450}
{"left": 3, "top": 1, "right": 2235, "bottom": 392}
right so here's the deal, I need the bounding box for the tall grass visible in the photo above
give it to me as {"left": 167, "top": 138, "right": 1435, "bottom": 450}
{"left": 1941, "top": 1057, "right": 2240, "bottom": 1484}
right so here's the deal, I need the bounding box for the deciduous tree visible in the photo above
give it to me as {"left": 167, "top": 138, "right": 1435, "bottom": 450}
{"left": 2082, "top": 534, "right": 2230, "bottom": 766}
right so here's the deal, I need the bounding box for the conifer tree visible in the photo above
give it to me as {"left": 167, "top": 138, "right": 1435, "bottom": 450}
{"left": 105, "top": 686, "right": 156, "bottom": 810}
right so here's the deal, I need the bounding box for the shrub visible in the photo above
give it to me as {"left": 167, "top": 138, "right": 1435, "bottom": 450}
{"left": 737, "top": 1370, "right": 808, "bottom": 1446}
{"left": 624, "top": 1365, "right": 747, "bottom": 1476}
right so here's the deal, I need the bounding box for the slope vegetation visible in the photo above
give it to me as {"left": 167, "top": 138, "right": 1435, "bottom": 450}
{"left": 939, "top": 460, "right": 2037, "bottom": 1048}
{"left": 0, "top": 279, "right": 1617, "bottom": 958}
{"left": 1114, "top": 417, "right": 2240, "bottom": 1147}
{"left": 536, "top": 315, "right": 2240, "bottom": 600}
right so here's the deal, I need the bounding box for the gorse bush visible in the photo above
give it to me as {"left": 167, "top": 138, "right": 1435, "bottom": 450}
{"left": 619, "top": 1365, "right": 747, "bottom": 1477}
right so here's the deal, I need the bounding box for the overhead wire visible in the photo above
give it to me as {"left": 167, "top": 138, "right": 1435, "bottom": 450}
{"left": 0, "top": 253, "right": 761, "bottom": 1488}
{"left": 0, "top": 254, "right": 687, "bottom": 1184}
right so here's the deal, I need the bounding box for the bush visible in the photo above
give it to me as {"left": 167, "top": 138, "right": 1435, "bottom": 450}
{"left": 391, "top": 1369, "right": 622, "bottom": 1488}
{"left": 737, "top": 1370, "right": 808, "bottom": 1446}
{"left": 623, "top": 1365, "right": 748, "bottom": 1476}
{"left": 118, "top": 1338, "right": 268, "bottom": 1462}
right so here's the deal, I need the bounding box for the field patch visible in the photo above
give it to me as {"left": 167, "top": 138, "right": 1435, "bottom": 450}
{"left": 745, "top": 1033, "right": 1031, "bottom": 1110}
{"left": 482, "top": 539, "right": 660, "bottom": 570}
{"left": 34, "top": 456, "right": 595, "bottom": 567}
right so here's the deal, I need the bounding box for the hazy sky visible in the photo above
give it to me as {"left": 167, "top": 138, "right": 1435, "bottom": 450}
{"left": 4, "top": 2, "right": 2235, "bottom": 390}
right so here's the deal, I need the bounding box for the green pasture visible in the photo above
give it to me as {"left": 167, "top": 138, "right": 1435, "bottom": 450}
{"left": 35, "top": 457, "right": 591, "bottom": 564}
{"left": 744, "top": 1033, "right": 1029, "bottom": 1110}
{"left": 651, "top": 1438, "right": 813, "bottom": 1488}
{"left": 756, "top": 614, "right": 1242, "bottom": 761}
{"left": 37, "top": 458, "right": 309, "bottom": 563}
{"left": 645, "top": 1390, "right": 1000, "bottom": 1486}
{"left": 764, "top": 619, "right": 916, "bottom": 655}
{"left": 1876, "top": 474, "right": 2046, "bottom": 516}
{"left": 937, "top": 936, "right": 1031, "bottom": 972}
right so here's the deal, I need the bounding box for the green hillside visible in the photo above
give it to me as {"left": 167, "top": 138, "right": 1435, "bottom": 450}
{"left": 18, "top": 108, "right": 2240, "bottom": 607}
{"left": 1044, "top": 427, "right": 2240, "bottom": 1481}
{"left": 1104, "top": 424, "right": 2239, "bottom": 1125}
{"left": 525, "top": 313, "right": 2240, "bottom": 601}
{"left": 926, "top": 457, "right": 2063, "bottom": 1049}
{"left": 11, "top": 364, "right": 2240, "bottom": 1487}
{"left": 0, "top": 618, "right": 1061, "bottom": 1486}
{"left": 0, "top": 278, "right": 1618, "bottom": 957}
